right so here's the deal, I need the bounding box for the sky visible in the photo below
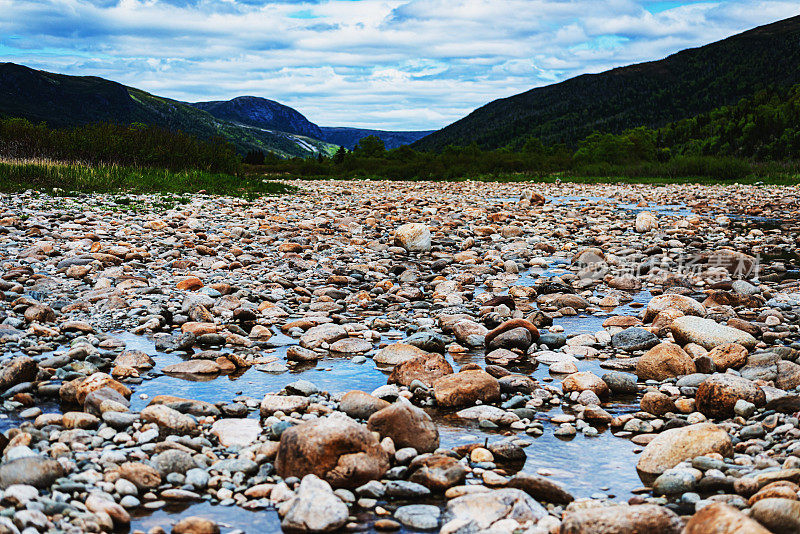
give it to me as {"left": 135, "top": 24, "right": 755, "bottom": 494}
{"left": 1, "top": 0, "right": 798, "bottom": 130}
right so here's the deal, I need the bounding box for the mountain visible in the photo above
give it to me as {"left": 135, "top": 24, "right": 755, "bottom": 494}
{"left": 318, "top": 127, "right": 434, "bottom": 150}
{"left": 0, "top": 62, "right": 336, "bottom": 158}
{"left": 413, "top": 15, "right": 800, "bottom": 151}
{"left": 190, "top": 96, "right": 323, "bottom": 139}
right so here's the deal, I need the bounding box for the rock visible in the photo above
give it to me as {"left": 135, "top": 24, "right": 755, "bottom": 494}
{"left": 395, "top": 505, "right": 440, "bottom": 530}
{"left": 441, "top": 488, "right": 546, "bottom": 533}
{"left": 374, "top": 343, "right": 428, "bottom": 366}
{"left": 708, "top": 343, "right": 748, "bottom": 371}
{"left": 750, "top": 498, "right": 800, "bottom": 533}
{"left": 173, "top": 517, "right": 220, "bottom": 534}
{"left": 113, "top": 350, "right": 154, "bottom": 370}
{"left": 561, "top": 372, "right": 609, "bottom": 398}
{"left": 640, "top": 391, "right": 676, "bottom": 416}
{"left": 602, "top": 372, "right": 638, "bottom": 394}
{"left": 210, "top": 418, "right": 260, "bottom": 448}
{"left": 451, "top": 320, "right": 489, "bottom": 346}
{"left": 162, "top": 360, "right": 221, "bottom": 374}
{"left": 405, "top": 332, "right": 447, "bottom": 353}
{"left": 0, "top": 357, "right": 37, "bottom": 393}
{"left": 86, "top": 493, "right": 130, "bottom": 526}
{"left": 684, "top": 503, "right": 770, "bottom": 534}
{"left": 407, "top": 454, "right": 468, "bottom": 492}
{"left": 300, "top": 323, "right": 348, "bottom": 350}
{"left": 670, "top": 316, "right": 757, "bottom": 351}
{"left": 152, "top": 450, "right": 198, "bottom": 475}
{"left": 433, "top": 370, "right": 501, "bottom": 408}
{"left": 148, "top": 395, "right": 221, "bottom": 417}
{"left": 611, "top": 328, "right": 659, "bottom": 352}
{"left": 141, "top": 404, "right": 197, "bottom": 436}
{"left": 636, "top": 343, "right": 696, "bottom": 381}
{"left": 699, "top": 249, "right": 757, "bottom": 277}
{"left": 644, "top": 294, "right": 705, "bottom": 322}
{"left": 636, "top": 423, "right": 732, "bottom": 481}
{"left": 506, "top": 473, "right": 574, "bottom": 504}
{"left": 275, "top": 415, "right": 390, "bottom": 488}
{"left": 776, "top": 360, "right": 800, "bottom": 390}
{"left": 280, "top": 474, "right": 348, "bottom": 533}
{"left": 560, "top": 504, "right": 683, "bottom": 534}
{"left": 485, "top": 319, "right": 539, "bottom": 351}
{"left": 635, "top": 211, "right": 658, "bottom": 233}
{"left": 696, "top": 374, "right": 765, "bottom": 419}
{"left": 0, "top": 456, "right": 64, "bottom": 489}
{"left": 394, "top": 223, "right": 431, "bottom": 252}
{"left": 388, "top": 353, "right": 453, "bottom": 386}
{"left": 260, "top": 394, "right": 310, "bottom": 416}
{"left": 287, "top": 346, "right": 320, "bottom": 362}
{"left": 118, "top": 462, "right": 161, "bottom": 491}
{"left": 329, "top": 337, "right": 372, "bottom": 354}
{"left": 367, "top": 402, "right": 439, "bottom": 453}
{"left": 75, "top": 373, "right": 131, "bottom": 405}
{"left": 339, "top": 391, "right": 390, "bottom": 420}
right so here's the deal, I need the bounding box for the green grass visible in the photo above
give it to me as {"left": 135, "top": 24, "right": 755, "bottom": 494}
{"left": 0, "top": 159, "right": 296, "bottom": 196}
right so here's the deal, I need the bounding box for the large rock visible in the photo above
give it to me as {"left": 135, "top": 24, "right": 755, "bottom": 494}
{"left": 644, "top": 294, "right": 705, "bottom": 322}
{"left": 148, "top": 395, "right": 221, "bottom": 417}
{"left": 708, "top": 343, "right": 748, "bottom": 371}
{"left": 433, "top": 370, "right": 501, "bottom": 408}
{"left": 671, "top": 316, "right": 757, "bottom": 351}
{"left": 374, "top": 343, "right": 428, "bottom": 366}
{"left": 75, "top": 373, "right": 131, "bottom": 405}
{"left": 699, "top": 249, "right": 757, "bottom": 277}
{"left": 407, "top": 454, "right": 468, "bottom": 491}
{"left": 279, "top": 474, "right": 348, "bottom": 533}
{"left": 117, "top": 462, "right": 161, "bottom": 491}
{"left": 394, "top": 223, "right": 431, "bottom": 252}
{"left": 173, "top": 517, "right": 220, "bottom": 534}
{"left": 776, "top": 360, "right": 800, "bottom": 390}
{"left": 451, "top": 320, "right": 489, "bottom": 346}
{"left": 260, "top": 394, "right": 310, "bottom": 416}
{"left": 275, "top": 415, "right": 390, "bottom": 488}
{"left": 636, "top": 423, "right": 732, "bottom": 481}
{"left": 684, "top": 502, "right": 770, "bottom": 534}
{"left": 441, "top": 488, "right": 546, "bottom": 533}
{"left": 140, "top": 405, "right": 198, "bottom": 436}
{"left": 611, "top": 327, "right": 659, "bottom": 352}
{"left": 299, "top": 324, "right": 348, "bottom": 350}
{"left": 388, "top": 352, "right": 453, "bottom": 386}
{"left": 507, "top": 473, "right": 574, "bottom": 504}
{"left": 0, "top": 456, "right": 65, "bottom": 489}
{"left": 750, "top": 498, "right": 800, "bottom": 533}
{"left": 367, "top": 402, "right": 439, "bottom": 453}
{"left": 0, "top": 356, "right": 37, "bottom": 393}
{"left": 485, "top": 319, "right": 539, "bottom": 351}
{"left": 635, "top": 211, "right": 658, "bottom": 233}
{"left": 210, "top": 419, "right": 260, "bottom": 448}
{"left": 696, "top": 374, "right": 765, "bottom": 419}
{"left": 338, "top": 391, "right": 390, "bottom": 420}
{"left": 561, "top": 372, "right": 609, "bottom": 398}
{"left": 560, "top": 504, "right": 683, "bottom": 534}
{"left": 636, "top": 343, "right": 696, "bottom": 381}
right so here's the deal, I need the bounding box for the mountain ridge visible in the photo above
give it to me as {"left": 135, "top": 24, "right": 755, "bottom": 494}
{"left": 413, "top": 15, "right": 800, "bottom": 151}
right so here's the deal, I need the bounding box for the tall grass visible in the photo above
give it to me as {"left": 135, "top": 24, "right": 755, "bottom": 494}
{"left": 0, "top": 159, "right": 293, "bottom": 196}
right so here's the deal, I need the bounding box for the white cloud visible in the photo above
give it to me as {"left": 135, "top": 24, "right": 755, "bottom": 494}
{"left": 0, "top": 0, "right": 798, "bottom": 129}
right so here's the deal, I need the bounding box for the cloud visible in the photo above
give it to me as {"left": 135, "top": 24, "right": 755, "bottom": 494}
{"left": 0, "top": 0, "right": 798, "bottom": 129}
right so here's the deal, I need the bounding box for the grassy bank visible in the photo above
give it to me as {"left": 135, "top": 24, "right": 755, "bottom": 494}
{"left": 0, "top": 159, "right": 294, "bottom": 196}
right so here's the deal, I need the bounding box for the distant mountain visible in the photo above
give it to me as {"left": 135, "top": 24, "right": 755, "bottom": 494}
{"left": 191, "top": 96, "right": 323, "bottom": 139}
{"left": 0, "top": 63, "right": 336, "bottom": 158}
{"left": 318, "top": 127, "right": 434, "bottom": 150}
{"left": 413, "top": 15, "right": 800, "bottom": 151}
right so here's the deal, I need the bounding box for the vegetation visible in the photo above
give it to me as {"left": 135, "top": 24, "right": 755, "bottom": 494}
{"left": 0, "top": 117, "right": 241, "bottom": 173}
{"left": 413, "top": 16, "right": 800, "bottom": 151}
{"left": 0, "top": 159, "right": 293, "bottom": 196}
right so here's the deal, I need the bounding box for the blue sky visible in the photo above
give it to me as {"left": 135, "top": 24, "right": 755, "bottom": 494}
{"left": 1, "top": 0, "right": 798, "bottom": 130}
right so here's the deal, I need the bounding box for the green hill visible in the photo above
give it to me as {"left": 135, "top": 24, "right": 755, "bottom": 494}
{"left": 413, "top": 15, "right": 800, "bottom": 151}
{"left": 0, "top": 62, "right": 336, "bottom": 158}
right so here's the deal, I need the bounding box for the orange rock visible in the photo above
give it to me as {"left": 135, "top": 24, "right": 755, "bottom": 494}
{"left": 177, "top": 277, "right": 203, "bottom": 290}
